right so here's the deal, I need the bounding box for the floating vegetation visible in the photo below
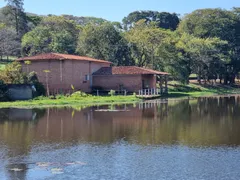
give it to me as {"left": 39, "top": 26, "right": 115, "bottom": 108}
{"left": 51, "top": 168, "right": 64, "bottom": 174}
{"left": 9, "top": 168, "right": 24, "bottom": 172}
{"left": 36, "top": 162, "right": 51, "bottom": 167}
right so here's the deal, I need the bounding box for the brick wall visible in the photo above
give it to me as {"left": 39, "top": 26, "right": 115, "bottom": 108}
{"left": 92, "top": 74, "right": 156, "bottom": 92}
{"left": 21, "top": 60, "right": 109, "bottom": 94}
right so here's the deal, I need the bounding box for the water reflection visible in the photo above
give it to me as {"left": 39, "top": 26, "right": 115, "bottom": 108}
{"left": 1, "top": 96, "right": 240, "bottom": 179}
{"left": 1, "top": 97, "right": 240, "bottom": 147}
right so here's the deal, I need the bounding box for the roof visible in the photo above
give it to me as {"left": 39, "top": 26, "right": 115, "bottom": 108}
{"left": 17, "top": 53, "right": 111, "bottom": 64}
{"left": 93, "top": 66, "right": 169, "bottom": 76}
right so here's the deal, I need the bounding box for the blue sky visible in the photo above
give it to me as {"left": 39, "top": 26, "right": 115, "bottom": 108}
{"left": 0, "top": 0, "right": 240, "bottom": 21}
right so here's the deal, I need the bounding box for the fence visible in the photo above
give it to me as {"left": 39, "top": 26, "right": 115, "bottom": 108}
{"left": 138, "top": 88, "right": 168, "bottom": 96}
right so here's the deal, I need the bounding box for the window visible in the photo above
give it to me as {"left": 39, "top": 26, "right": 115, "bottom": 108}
{"left": 85, "top": 75, "right": 90, "bottom": 81}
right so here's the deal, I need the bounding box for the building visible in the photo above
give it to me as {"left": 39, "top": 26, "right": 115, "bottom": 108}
{"left": 17, "top": 53, "right": 168, "bottom": 94}
{"left": 93, "top": 66, "right": 169, "bottom": 93}
{"left": 17, "top": 53, "right": 111, "bottom": 94}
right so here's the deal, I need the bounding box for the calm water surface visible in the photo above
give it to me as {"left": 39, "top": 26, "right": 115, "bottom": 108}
{"left": 1, "top": 96, "right": 240, "bottom": 180}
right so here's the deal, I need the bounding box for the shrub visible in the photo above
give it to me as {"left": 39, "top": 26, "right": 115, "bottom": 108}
{"left": 33, "top": 82, "right": 46, "bottom": 96}
{"left": 108, "top": 90, "right": 115, "bottom": 96}
{"left": 0, "top": 81, "right": 9, "bottom": 101}
{"left": 71, "top": 91, "right": 91, "bottom": 99}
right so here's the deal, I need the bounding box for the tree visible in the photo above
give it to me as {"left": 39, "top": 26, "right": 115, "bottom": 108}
{"left": 0, "top": 26, "right": 21, "bottom": 59}
{"left": 178, "top": 8, "right": 240, "bottom": 83}
{"left": 123, "top": 11, "right": 180, "bottom": 30}
{"left": 124, "top": 20, "right": 171, "bottom": 68}
{"left": 158, "top": 32, "right": 227, "bottom": 83}
{"left": 77, "top": 22, "right": 133, "bottom": 65}
{"left": 3, "top": 0, "right": 28, "bottom": 37}
{"left": 21, "top": 16, "right": 79, "bottom": 56}
{"left": 0, "top": 61, "right": 27, "bottom": 84}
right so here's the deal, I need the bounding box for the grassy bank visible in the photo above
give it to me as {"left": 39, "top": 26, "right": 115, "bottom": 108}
{"left": 0, "top": 95, "right": 140, "bottom": 108}
{"left": 167, "top": 81, "right": 240, "bottom": 98}
{"left": 0, "top": 82, "right": 240, "bottom": 109}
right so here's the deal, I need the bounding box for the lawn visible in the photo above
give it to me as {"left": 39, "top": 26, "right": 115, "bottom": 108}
{"left": 0, "top": 95, "right": 140, "bottom": 108}
{"left": 167, "top": 81, "right": 240, "bottom": 98}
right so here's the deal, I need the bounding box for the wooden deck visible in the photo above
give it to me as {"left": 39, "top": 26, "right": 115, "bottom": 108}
{"left": 137, "top": 88, "right": 168, "bottom": 99}
{"left": 136, "top": 94, "right": 161, "bottom": 99}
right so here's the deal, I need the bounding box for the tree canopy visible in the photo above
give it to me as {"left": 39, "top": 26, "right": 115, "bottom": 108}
{"left": 21, "top": 16, "right": 79, "bottom": 55}
{"left": 0, "top": 0, "right": 240, "bottom": 85}
{"left": 123, "top": 11, "right": 180, "bottom": 30}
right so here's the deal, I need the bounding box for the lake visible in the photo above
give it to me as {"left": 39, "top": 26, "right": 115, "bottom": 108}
{"left": 1, "top": 96, "right": 240, "bottom": 180}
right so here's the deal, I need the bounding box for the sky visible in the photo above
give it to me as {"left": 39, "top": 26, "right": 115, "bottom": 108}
{"left": 0, "top": 0, "right": 240, "bottom": 21}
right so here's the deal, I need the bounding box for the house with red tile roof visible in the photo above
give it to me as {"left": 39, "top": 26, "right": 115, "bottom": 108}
{"left": 93, "top": 66, "right": 168, "bottom": 93}
{"left": 17, "top": 53, "right": 168, "bottom": 94}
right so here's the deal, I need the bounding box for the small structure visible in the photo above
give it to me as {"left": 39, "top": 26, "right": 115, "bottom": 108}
{"left": 17, "top": 53, "right": 169, "bottom": 95}
{"left": 8, "top": 84, "right": 33, "bottom": 101}
{"left": 17, "top": 53, "right": 111, "bottom": 94}
{"left": 93, "top": 66, "right": 169, "bottom": 94}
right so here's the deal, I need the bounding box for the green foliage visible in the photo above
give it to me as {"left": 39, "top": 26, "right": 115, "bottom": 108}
{"left": 0, "top": 61, "right": 27, "bottom": 84}
{"left": 123, "top": 11, "right": 180, "bottom": 30}
{"left": 124, "top": 21, "right": 171, "bottom": 68}
{"left": 77, "top": 22, "right": 133, "bottom": 65}
{"left": 108, "top": 90, "right": 116, "bottom": 96}
{"left": 71, "top": 91, "right": 90, "bottom": 98}
{"left": 22, "top": 16, "right": 79, "bottom": 55}
{"left": 63, "top": 15, "right": 108, "bottom": 26}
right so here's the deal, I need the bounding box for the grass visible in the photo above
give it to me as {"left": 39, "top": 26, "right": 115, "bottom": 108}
{"left": 0, "top": 95, "right": 140, "bottom": 108}
{"left": 167, "top": 81, "right": 240, "bottom": 98}
{"left": 0, "top": 64, "right": 5, "bottom": 70}
{"left": 1, "top": 81, "right": 240, "bottom": 109}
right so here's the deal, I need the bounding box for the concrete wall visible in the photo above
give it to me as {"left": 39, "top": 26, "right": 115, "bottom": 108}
{"left": 92, "top": 74, "right": 156, "bottom": 93}
{"left": 21, "top": 60, "right": 109, "bottom": 94}
{"left": 8, "top": 85, "right": 33, "bottom": 100}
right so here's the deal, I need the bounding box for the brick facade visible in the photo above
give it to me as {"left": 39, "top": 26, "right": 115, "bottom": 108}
{"left": 93, "top": 74, "right": 156, "bottom": 92}
{"left": 21, "top": 60, "right": 109, "bottom": 94}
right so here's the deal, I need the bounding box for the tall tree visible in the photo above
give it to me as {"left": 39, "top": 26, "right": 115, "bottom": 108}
{"left": 158, "top": 32, "right": 227, "bottom": 83}
{"left": 178, "top": 8, "right": 240, "bottom": 83}
{"left": 123, "top": 11, "right": 180, "bottom": 30}
{"left": 21, "top": 16, "right": 79, "bottom": 56}
{"left": 0, "top": 26, "right": 21, "bottom": 59}
{"left": 124, "top": 20, "right": 171, "bottom": 68}
{"left": 77, "top": 22, "right": 133, "bottom": 65}
{"left": 3, "top": 0, "right": 28, "bottom": 36}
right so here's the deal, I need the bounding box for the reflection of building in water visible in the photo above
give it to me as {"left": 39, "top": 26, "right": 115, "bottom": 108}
{"left": 1, "top": 96, "right": 240, "bottom": 150}
{"left": 2, "top": 96, "right": 240, "bottom": 179}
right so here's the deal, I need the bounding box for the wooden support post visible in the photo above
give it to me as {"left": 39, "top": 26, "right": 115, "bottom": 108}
{"left": 160, "top": 75, "right": 163, "bottom": 94}
{"left": 165, "top": 75, "right": 168, "bottom": 94}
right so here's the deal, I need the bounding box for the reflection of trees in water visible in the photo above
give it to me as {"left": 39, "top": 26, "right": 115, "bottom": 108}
{"left": 0, "top": 108, "right": 46, "bottom": 157}
{"left": 154, "top": 96, "right": 240, "bottom": 146}
{"left": 0, "top": 108, "right": 46, "bottom": 180}
{"left": 1, "top": 97, "right": 240, "bottom": 152}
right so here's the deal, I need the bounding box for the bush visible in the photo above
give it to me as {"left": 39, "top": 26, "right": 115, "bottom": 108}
{"left": 71, "top": 91, "right": 91, "bottom": 99}
{"left": 108, "top": 90, "right": 115, "bottom": 96}
{"left": 55, "top": 94, "right": 65, "bottom": 99}
{"left": 33, "top": 82, "right": 46, "bottom": 96}
{"left": 0, "top": 81, "right": 9, "bottom": 101}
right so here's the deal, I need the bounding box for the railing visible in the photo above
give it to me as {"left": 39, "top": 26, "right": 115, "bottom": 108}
{"left": 138, "top": 88, "right": 168, "bottom": 96}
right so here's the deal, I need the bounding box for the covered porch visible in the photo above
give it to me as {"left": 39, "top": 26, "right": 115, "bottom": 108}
{"left": 138, "top": 74, "right": 169, "bottom": 98}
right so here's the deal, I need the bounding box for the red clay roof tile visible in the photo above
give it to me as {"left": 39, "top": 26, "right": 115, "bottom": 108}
{"left": 17, "top": 53, "right": 111, "bottom": 64}
{"left": 93, "top": 66, "right": 169, "bottom": 75}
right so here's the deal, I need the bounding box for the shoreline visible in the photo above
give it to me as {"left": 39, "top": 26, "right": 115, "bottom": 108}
{"left": 0, "top": 91, "right": 240, "bottom": 109}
